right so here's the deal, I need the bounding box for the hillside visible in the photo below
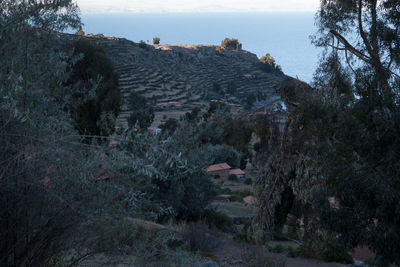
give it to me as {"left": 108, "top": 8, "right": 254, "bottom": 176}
{"left": 59, "top": 33, "right": 288, "bottom": 128}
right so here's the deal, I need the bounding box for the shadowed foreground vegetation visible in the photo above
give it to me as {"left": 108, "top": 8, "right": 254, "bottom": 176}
{"left": 1, "top": 0, "right": 399, "bottom": 266}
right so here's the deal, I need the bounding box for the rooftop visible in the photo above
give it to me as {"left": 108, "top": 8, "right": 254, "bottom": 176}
{"left": 206, "top": 163, "right": 231, "bottom": 172}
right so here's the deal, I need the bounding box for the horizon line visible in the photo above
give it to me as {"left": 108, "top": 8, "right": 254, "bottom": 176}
{"left": 80, "top": 10, "right": 317, "bottom": 14}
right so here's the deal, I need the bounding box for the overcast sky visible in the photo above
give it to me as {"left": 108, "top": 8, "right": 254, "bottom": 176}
{"left": 76, "top": 0, "right": 320, "bottom": 13}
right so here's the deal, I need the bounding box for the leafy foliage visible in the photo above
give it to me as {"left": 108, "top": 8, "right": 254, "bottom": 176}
{"left": 254, "top": 0, "right": 400, "bottom": 265}
{"left": 67, "top": 39, "right": 121, "bottom": 136}
{"left": 153, "top": 37, "right": 160, "bottom": 44}
{"left": 0, "top": 1, "right": 217, "bottom": 266}
{"left": 221, "top": 38, "right": 242, "bottom": 50}
{"left": 127, "top": 91, "right": 154, "bottom": 130}
{"left": 260, "top": 53, "right": 282, "bottom": 73}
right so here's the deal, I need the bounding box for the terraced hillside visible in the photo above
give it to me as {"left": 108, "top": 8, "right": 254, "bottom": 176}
{"left": 59, "top": 34, "right": 287, "bottom": 129}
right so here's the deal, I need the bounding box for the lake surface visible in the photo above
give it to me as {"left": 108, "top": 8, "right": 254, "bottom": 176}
{"left": 79, "top": 12, "right": 321, "bottom": 82}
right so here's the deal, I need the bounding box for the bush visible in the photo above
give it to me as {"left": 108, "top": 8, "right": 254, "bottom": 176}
{"left": 127, "top": 91, "right": 154, "bottom": 130}
{"left": 228, "top": 174, "right": 238, "bottom": 182}
{"left": 244, "top": 178, "right": 252, "bottom": 185}
{"left": 67, "top": 39, "right": 121, "bottom": 137}
{"left": 260, "top": 53, "right": 282, "bottom": 73}
{"left": 221, "top": 38, "right": 242, "bottom": 50}
{"left": 213, "top": 174, "right": 221, "bottom": 179}
{"left": 231, "top": 190, "right": 253, "bottom": 198}
{"left": 322, "top": 242, "right": 353, "bottom": 264}
{"left": 74, "top": 27, "right": 85, "bottom": 35}
{"left": 203, "top": 209, "right": 233, "bottom": 232}
{"left": 219, "top": 187, "right": 232, "bottom": 194}
{"left": 181, "top": 223, "right": 220, "bottom": 252}
{"left": 245, "top": 93, "right": 256, "bottom": 109}
{"left": 139, "top": 40, "right": 147, "bottom": 49}
{"left": 160, "top": 118, "right": 179, "bottom": 134}
{"left": 228, "top": 195, "right": 243, "bottom": 202}
{"left": 212, "top": 82, "right": 223, "bottom": 95}
{"left": 153, "top": 37, "right": 160, "bottom": 44}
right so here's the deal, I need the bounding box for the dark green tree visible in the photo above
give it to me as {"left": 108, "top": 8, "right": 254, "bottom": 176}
{"left": 127, "top": 91, "right": 154, "bottom": 130}
{"left": 221, "top": 38, "right": 242, "bottom": 50}
{"left": 153, "top": 37, "right": 160, "bottom": 44}
{"left": 68, "top": 39, "right": 121, "bottom": 136}
{"left": 260, "top": 53, "right": 282, "bottom": 73}
{"left": 160, "top": 118, "right": 179, "bottom": 134}
{"left": 255, "top": 0, "right": 400, "bottom": 265}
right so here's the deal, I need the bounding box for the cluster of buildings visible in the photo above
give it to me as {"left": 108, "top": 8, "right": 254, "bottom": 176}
{"left": 205, "top": 163, "right": 246, "bottom": 182}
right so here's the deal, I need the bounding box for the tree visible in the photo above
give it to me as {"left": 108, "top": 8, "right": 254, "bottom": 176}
{"left": 127, "top": 91, "right": 154, "bottom": 130}
{"left": 0, "top": 0, "right": 90, "bottom": 265}
{"left": 153, "top": 37, "right": 160, "bottom": 44}
{"left": 160, "top": 118, "right": 179, "bottom": 134}
{"left": 245, "top": 92, "right": 256, "bottom": 109}
{"left": 221, "top": 38, "right": 242, "bottom": 50}
{"left": 309, "top": 1, "right": 400, "bottom": 264}
{"left": 260, "top": 53, "right": 282, "bottom": 73}
{"left": 67, "top": 39, "right": 121, "bottom": 136}
{"left": 255, "top": 0, "right": 400, "bottom": 264}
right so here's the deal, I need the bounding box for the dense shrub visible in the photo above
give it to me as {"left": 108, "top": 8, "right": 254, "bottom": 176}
{"left": 160, "top": 118, "right": 179, "bottom": 134}
{"left": 153, "top": 37, "right": 160, "bottom": 44}
{"left": 203, "top": 209, "right": 233, "bottom": 232}
{"left": 127, "top": 91, "right": 154, "bottom": 130}
{"left": 228, "top": 174, "right": 238, "bottom": 182}
{"left": 221, "top": 38, "right": 242, "bottom": 50}
{"left": 245, "top": 92, "right": 256, "bottom": 109}
{"left": 67, "top": 39, "right": 121, "bottom": 136}
{"left": 212, "top": 82, "right": 223, "bottom": 95}
{"left": 181, "top": 223, "right": 220, "bottom": 252}
{"left": 321, "top": 242, "right": 353, "bottom": 264}
{"left": 228, "top": 195, "right": 243, "bottom": 202}
{"left": 244, "top": 178, "right": 253, "bottom": 185}
{"left": 139, "top": 40, "right": 147, "bottom": 49}
{"left": 120, "top": 133, "right": 217, "bottom": 221}
{"left": 259, "top": 53, "right": 282, "bottom": 73}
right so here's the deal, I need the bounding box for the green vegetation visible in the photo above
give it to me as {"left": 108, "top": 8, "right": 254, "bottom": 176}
{"left": 221, "top": 38, "right": 242, "bottom": 50}
{"left": 67, "top": 39, "right": 121, "bottom": 136}
{"left": 2, "top": 0, "right": 400, "bottom": 265}
{"left": 244, "top": 178, "right": 252, "bottom": 185}
{"left": 74, "top": 27, "right": 85, "bottom": 36}
{"left": 203, "top": 208, "right": 233, "bottom": 232}
{"left": 127, "top": 91, "right": 154, "bottom": 130}
{"left": 260, "top": 53, "right": 282, "bottom": 73}
{"left": 215, "top": 46, "right": 223, "bottom": 54}
{"left": 160, "top": 118, "right": 179, "bottom": 133}
{"left": 138, "top": 40, "right": 147, "bottom": 49}
{"left": 228, "top": 174, "right": 238, "bottom": 182}
{"left": 245, "top": 92, "right": 256, "bottom": 109}
{"left": 153, "top": 37, "right": 160, "bottom": 44}
{"left": 254, "top": 0, "right": 400, "bottom": 265}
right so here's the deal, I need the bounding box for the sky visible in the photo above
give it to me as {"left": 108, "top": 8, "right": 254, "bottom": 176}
{"left": 76, "top": 0, "right": 320, "bottom": 13}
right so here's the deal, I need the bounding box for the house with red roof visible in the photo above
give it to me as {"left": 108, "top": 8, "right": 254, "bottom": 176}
{"left": 206, "top": 163, "right": 232, "bottom": 179}
{"left": 206, "top": 163, "right": 246, "bottom": 181}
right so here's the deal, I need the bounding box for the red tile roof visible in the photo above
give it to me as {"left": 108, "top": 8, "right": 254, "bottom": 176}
{"left": 206, "top": 163, "right": 231, "bottom": 172}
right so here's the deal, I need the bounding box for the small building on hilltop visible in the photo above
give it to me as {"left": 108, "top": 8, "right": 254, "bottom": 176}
{"left": 206, "top": 163, "right": 231, "bottom": 179}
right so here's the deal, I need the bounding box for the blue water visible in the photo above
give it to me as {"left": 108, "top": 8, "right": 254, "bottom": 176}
{"left": 79, "top": 12, "right": 321, "bottom": 82}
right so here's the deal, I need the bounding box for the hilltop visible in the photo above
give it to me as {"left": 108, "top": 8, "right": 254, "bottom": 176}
{"left": 58, "top": 33, "right": 289, "bottom": 128}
